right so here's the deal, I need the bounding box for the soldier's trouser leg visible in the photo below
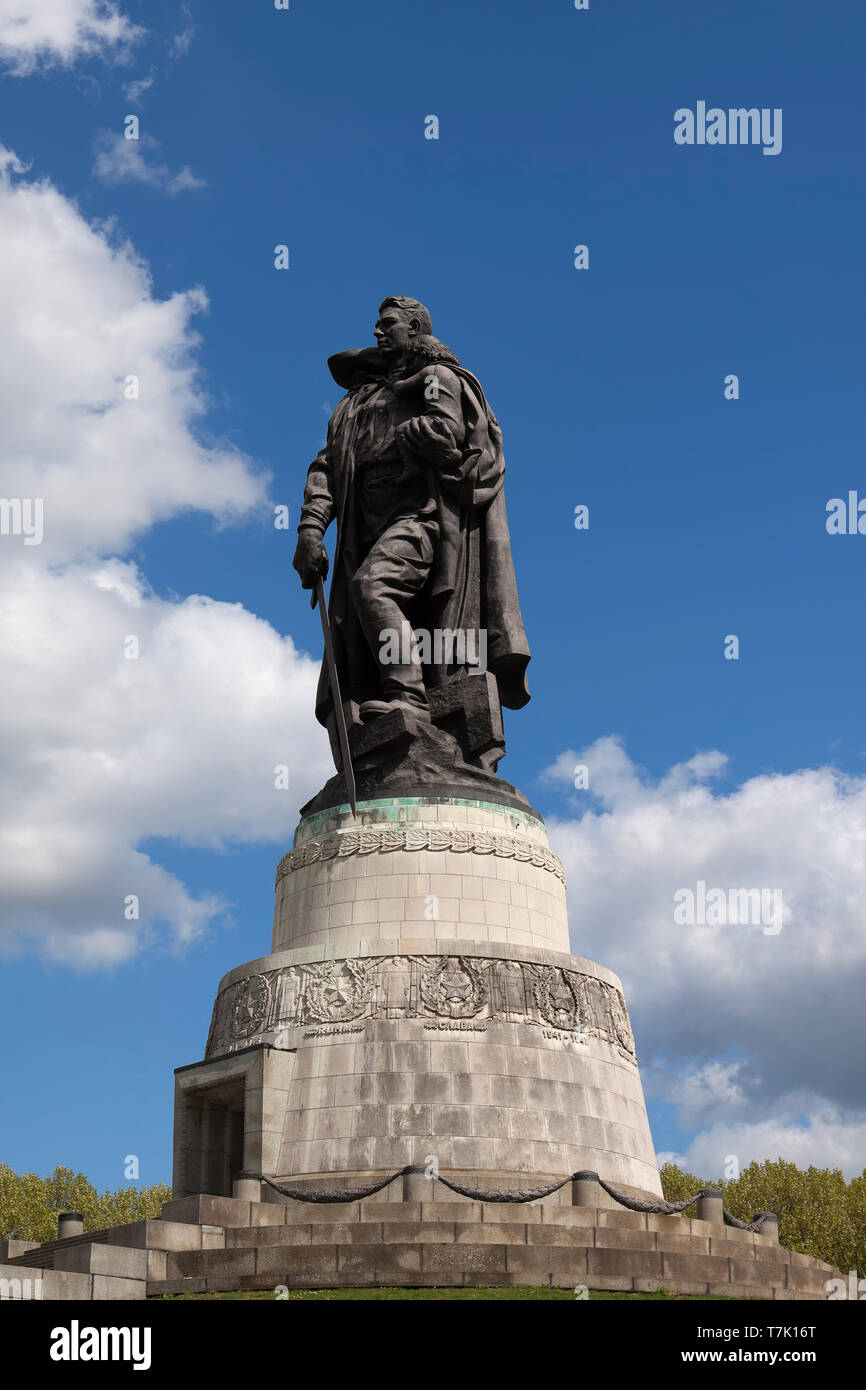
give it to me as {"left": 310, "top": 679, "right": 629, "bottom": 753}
{"left": 351, "top": 515, "right": 437, "bottom": 713}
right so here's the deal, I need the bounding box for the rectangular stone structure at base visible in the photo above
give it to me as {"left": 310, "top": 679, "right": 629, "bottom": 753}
{"left": 173, "top": 1046, "right": 294, "bottom": 1199}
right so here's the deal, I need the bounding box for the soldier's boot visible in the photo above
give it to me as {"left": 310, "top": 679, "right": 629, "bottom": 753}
{"left": 359, "top": 658, "right": 431, "bottom": 723}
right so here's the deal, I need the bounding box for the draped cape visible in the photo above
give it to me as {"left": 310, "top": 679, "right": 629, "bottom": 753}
{"left": 306, "top": 346, "right": 531, "bottom": 726}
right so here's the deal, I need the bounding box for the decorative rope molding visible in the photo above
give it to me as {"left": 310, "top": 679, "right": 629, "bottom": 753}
{"left": 239, "top": 1167, "right": 777, "bottom": 1231}
{"left": 276, "top": 825, "right": 566, "bottom": 888}
{"left": 594, "top": 1177, "right": 776, "bottom": 1232}
{"left": 249, "top": 1166, "right": 574, "bottom": 1205}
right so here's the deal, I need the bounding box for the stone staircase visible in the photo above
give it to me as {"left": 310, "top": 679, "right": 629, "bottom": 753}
{"left": 1, "top": 1189, "right": 843, "bottom": 1300}
{"left": 0, "top": 1213, "right": 226, "bottom": 1301}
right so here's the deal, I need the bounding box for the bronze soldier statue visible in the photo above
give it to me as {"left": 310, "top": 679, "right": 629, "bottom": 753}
{"left": 293, "top": 296, "right": 531, "bottom": 803}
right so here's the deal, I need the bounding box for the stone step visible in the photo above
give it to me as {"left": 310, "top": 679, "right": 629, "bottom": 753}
{"left": 165, "top": 1198, "right": 779, "bottom": 1244}
{"left": 0, "top": 1260, "right": 126, "bottom": 1301}
{"left": 3, "top": 1228, "right": 111, "bottom": 1269}
{"left": 1, "top": 1217, "right": 216, "bottom": 1297}
{"left": 107, "top": 1218, "right": 225, "bottom": 1252}
{"left": 220, "top": 1219, "right": 603, "bottom": 1249}
{"left": 150, "top": 1231, "right": 838, "bottom": 1300}
{"left": 178, "top": 1220, "right": 794, "bottom": 1263}
{"left": 0, "top": 1239, "right": 40, "bottom": 1261}
{"left": 53, "top": 1241, "right": 148, "bottom": 1283}
{"left": 161, "top": 1194, "right": 288, "bottom": 1228}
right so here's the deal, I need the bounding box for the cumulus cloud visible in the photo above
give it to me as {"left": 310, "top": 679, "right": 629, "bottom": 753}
{"left": 0, "top": 0, "right": 142, "bottom": 75}
{"left": 0, "top": 150, "right": 329, "bottom": 966}
{"left": 0, "top": 559, "right": 330, "bottom": 966}
{"left": 92, "top": 129, "right": 206, "bottom": 196}
{"left": 0, "top": 148, "right": 239, "bottom": 565}
{"left": 542, "top": 737, "right": 866, "bottom": 1172}
{"left": 650, "top": 1059, "right": 750, "bottom": 1133}
{"left": 657, "top": 1095, "right": 866, "bottom": 1181}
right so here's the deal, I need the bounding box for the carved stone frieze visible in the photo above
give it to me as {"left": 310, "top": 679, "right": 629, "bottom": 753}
{"left": 304, "top": 957, "right": 374, "bottom": 1023}
{"left": 275, "top": 825, "right": 565, "bottom": 887}
{"left": 231, "top": 973, "right": 270, "bottom": 1038}
{"left": 205, "top": 953, "right": 636, "bottom": 1064}
{"left": 419, "top": 955, "right": 487, "bottom": 1018}
{"left": 532, "top": 965, "right": 580, "bottom": 1030}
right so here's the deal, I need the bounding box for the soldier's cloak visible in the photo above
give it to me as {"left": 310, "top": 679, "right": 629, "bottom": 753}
{"left": 304, "top": 345, "right": 531, "bottom": 726}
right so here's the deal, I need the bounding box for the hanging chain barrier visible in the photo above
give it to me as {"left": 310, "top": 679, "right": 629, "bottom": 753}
{"left": 239, "top": 1167, "right": 775, "bottom": 1233}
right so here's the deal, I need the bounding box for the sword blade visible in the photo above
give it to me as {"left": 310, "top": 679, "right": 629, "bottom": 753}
{"left": 313, "top": 574, "right": 357, "bottom": 817}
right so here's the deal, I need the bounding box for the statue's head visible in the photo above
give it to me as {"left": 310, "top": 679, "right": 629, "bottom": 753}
{"left": 374, "top": 296, "right": 433, "bottom": 358}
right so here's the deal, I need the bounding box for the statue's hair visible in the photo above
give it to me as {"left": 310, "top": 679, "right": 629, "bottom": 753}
{"left": 379, "top": 296, "right": 433, "bottom": 335}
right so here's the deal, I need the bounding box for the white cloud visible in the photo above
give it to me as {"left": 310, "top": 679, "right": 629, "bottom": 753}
{"left": 543, "top": 737, "right": 866, "bottom": 1172}
{"left": 168, "top": 3, "right": 195, "bottom": 61}
{"left": 0, "top": 0, "right": 142, "bottom": 75}
{"left": 93, "top": 129, "right": 206, "bottom": 196}
{"left": 120, "top": 1, "right": 195, "bottom": 105}
{"left": 0, "top": 149, "right": 330, "bottom": 966}
{"left": 652, "top": 1059, "right": 749, "bottom": 1133}
{"left": 657, "top": 1100, "right": 866, "bottom": 1181}
{"left": 123, "top": 71, "right": 155, "bottom": 104}
{"left": 0, "top": 559, "right": 330, "bottom": 966}
{"left": 0, "top": 148, "right": 240, "bottom": 565}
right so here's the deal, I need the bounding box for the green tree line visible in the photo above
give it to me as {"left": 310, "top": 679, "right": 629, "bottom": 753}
{"left": 0, "top": 1163, "right": 171, "bottom": 1243}
{"left": 660, "top": 1158, "right": 866, "bottom": 1274}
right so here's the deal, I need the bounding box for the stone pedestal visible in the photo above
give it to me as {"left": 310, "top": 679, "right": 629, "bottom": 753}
{"left": 174, "top": 796, "right": 662, "bottom": 1204}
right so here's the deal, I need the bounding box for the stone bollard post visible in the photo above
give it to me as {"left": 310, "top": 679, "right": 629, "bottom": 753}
{"left": 696, "top": 1189, "right": 725, "bottom": 1224}
{"left": 57, "top": 1212, "right": 84, "bottom": 1240}
{"left": 233, "top": 1173, "right": 263, "bottom": 1202}
{"left": 403, "top": 1165, "right": 435, "bottom": 1203}
{"left": 571, "top": 1170, "right": 601, "bottom": 1209}
{"left": 755, "top": 1212, "right": 779, "bottom": 1243}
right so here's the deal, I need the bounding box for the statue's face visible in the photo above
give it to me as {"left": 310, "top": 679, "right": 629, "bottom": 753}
{"left": 374, "top": 307, "right": 417, "bottom": 357}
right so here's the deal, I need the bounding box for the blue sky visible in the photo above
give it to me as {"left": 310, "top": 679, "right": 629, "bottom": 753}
{"left": 1, "top": 0, "right": 865, "bottom": 1193}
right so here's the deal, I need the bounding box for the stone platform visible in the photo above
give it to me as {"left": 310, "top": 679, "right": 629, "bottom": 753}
{"left": 174, "top": 796, "right": 662, "bottom": 1204}
{"left": 150, "top": 1192, "right": 842, "bottom": 1300}
{"left": 1, "top": 1189, "right": 843, "bottom": 1300}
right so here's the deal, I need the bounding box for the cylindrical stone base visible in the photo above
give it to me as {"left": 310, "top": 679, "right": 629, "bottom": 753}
{"left": 272, "top": 796, "right": 571, "bottom": 957}
{"left": 194, "top": 796, "right": 663, "bottom": 1202}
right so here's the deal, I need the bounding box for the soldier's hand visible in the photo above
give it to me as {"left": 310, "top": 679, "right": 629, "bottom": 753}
{"left": 397, "top": 414, "right": 461, "bottom": 466}
{"left": 292, "top": 530, "right": 329, "bottom": 589}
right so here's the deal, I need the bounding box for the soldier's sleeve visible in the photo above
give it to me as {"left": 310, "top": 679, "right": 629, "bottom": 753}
{"left": 394, "top": 366, "right": 466, "bottom": 470}
{"left": 297, "top": 423, "right": 336, "bottom": 537}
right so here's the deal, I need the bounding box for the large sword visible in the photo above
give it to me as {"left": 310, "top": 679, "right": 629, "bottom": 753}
{"left": 311, "top": 574, "right": 357, "bottom": 817}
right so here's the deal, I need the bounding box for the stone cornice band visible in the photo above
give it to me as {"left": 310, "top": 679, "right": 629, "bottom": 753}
{"left": 276, "top": 826, "right": 566, "bottom": 888}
